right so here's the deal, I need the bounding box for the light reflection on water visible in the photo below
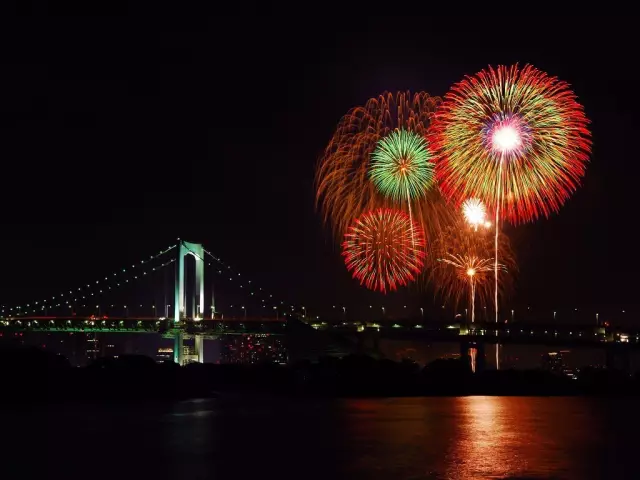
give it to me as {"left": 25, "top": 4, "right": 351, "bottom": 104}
{"left": 3, "top": 396, "right": 638, "bottom": 479}
{"left": 445, "top": 397, "right": 579, "bottom": 478}
{"left": 339, "top": 396, "right": 631, "bottom": 479}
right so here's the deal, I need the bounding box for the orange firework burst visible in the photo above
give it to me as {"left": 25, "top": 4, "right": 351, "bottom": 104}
{"left": 429, "top": 219, "right": 516, "bottom": 312}
{"left": 342, "top": 209, "right": 425, "bottom": 293}
{"left": 315, "top": 91, "right": 452, "bottom": 246}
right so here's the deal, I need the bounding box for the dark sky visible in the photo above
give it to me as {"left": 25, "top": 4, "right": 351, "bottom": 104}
{"left": 1, "top": 16, "right": 637, "bottom": 325}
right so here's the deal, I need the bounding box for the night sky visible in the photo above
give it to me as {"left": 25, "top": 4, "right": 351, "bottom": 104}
{"left": 1, "top": 16, "right": 637, "bottom": 325}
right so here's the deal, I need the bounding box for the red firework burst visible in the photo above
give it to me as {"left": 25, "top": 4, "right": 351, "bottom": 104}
{"left": 342, "top": 209, "right": 426, "bottom": 293}
{"left": 430, "top": 64, "right": 591, "bottom": 224}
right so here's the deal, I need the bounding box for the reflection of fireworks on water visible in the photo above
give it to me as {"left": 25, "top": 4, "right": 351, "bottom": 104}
{"left": 430, "top": 64, "right": 591, "bottom": 224}
{"left": 342, "top": 209, "right": 425, "bottom": 293}
{"left": 469, "top": 347, "right": 478, "bottom": 373}
{"left": 316, "top": 91, "right": 451, "bottom": 246}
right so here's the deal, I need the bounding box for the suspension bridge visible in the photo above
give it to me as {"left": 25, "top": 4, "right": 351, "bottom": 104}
{"left": 1, "top": 239, "right": 639, "bottom": 370}
{"left": 0, "top": 240, "right": 291, "bottom": 365}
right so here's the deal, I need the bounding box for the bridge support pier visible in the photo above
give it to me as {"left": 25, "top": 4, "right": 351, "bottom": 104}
{"left": 173, "top": 333, "right": 205, "bottom": 365}
{"left": 195, "top": 334, "right": 204, "bottom": 364}
{"left": 174, "top": 331, "right": 183, "bottom": 365}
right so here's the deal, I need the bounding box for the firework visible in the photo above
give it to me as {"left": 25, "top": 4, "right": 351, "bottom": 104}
{"left": 315, "top": 91, "right": 451, "bottom": 245}
{"left": 431, "top": 64, "right": 590, "bottom": 367}
{"left": 430, "top": 64, "right": 591, "bottom": 224}
{"left": 369, "top": 129, "right": 435, "bottom": 202}
{"left": 440, "top": 254, "right": 494, "bottom": 324}
{"left": 430, "top": 221, "right": 516, "bottom": 317}
{"left": 342, "top": 209, "right": 425, "bottom": 293}
{"left": 461, "top": 198, "right": 488, "bottom": 231}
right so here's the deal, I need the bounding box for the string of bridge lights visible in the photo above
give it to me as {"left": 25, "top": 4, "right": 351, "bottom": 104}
{"left": 201, "top": 248, "right": 304, "bottom": 317}
{"left": 3, "top": 242, "right": 306, "bottom": 319}
{"left": 3, "top": 240, "right": 620, "bottom": 322}
{"left": 2, "top": 245, "right": 177, "bottom": 317}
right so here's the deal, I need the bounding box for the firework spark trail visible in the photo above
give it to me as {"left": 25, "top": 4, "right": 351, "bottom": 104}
{"left": 495, "top": 158, "right": 503, "bottom": 368}
{"left": 470, "top": 277, "right": 476, "bottom": 324}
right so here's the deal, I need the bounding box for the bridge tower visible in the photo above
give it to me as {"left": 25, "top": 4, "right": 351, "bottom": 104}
{"left": 173, "top": 240, "right": 205, "bottom": 365}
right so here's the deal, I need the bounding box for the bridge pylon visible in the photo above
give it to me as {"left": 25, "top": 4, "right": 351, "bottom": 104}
{"left": 173, "top": 239, "right": 205, "bottom": 364}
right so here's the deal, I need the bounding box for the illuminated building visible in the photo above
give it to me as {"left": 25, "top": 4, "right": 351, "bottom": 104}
{"left": 85, "top": 332, "right": 100, "bottom": 363}
{"left": 157, "top": 347, "right": 174, "bottom": 363}
{"left": 541, "top": 351, "right": 574, "bottom": 378}
{"left": 220, "top": 334, "right": 287, "bottom": 365}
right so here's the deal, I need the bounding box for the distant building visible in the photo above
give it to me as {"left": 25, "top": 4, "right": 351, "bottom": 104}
{"left": 85, "top": 332, "right": 100, "bottom": 363}
{"left": 220, "top": 334, "right": 287, "bottom": 365}
{"left": 541, "top": 351, "right": 575, "bottom": 378}
{"left": 104, "top": 342, "right": 116, "bottom": 358}
{"left": 157, "top": 347, "right": 173, "bottom": 363}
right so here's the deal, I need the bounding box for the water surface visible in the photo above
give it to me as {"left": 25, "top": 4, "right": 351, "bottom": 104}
{"left": 4, "top": 396, "right": 636, "bottom": 479}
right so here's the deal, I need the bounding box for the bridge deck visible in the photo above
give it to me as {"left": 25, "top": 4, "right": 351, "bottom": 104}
{"left": 0, "top": 317, "right": 287, "bottom": 335}
{"left": 1, "top": 317, "right": 639, "bottom": 349}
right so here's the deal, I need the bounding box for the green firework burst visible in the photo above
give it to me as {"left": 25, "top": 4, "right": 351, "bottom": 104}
{"left": 369, "top": 129, "right": 435, "bottom": 202}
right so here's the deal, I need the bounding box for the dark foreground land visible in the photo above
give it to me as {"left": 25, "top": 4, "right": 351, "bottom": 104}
{"left": 3, "top": 346, "right": 640, "bottom": 403}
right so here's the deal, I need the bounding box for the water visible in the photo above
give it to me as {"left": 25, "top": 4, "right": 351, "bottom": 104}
{"left": 3, "top": 396, "right": 637, "bottom": 479}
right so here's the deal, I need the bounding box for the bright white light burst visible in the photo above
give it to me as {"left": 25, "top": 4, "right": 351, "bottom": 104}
{"left": 462, "top": 198, "right": 487, "bottom": 229}
{"left": 492, "top": 124, "right": 522, "bottom": 153}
